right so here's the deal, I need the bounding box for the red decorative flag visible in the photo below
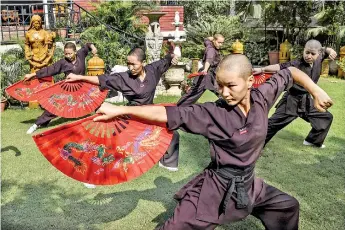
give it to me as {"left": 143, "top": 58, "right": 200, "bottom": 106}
{"left": 5, "top": 77, "right": 53, "bottom": 102}
{"left": 35, "top": 81, "right": 108, "bottom": 118}
{"left": 253, "top": 72, "right": 274, "bottom": 88}
{"left": 187, "top": 72, "right": 206, "bottom": 79}
{"left": 33, "top": 114, "right": 173, "bottom": 185}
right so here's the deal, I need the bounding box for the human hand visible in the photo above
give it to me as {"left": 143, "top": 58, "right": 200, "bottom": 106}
{"left": 65, "top": 73, "right": 81, "bottom": 82}
{"left": 327, "top": 48, "right": 337, "bottom": 60}
{"left": 93, "top": 103, "right": 126, "bottom": 122}
{"left": 252, "top": 67, "right": 263, "bottom": 75}
{"left": 312, "top": 88, "right": 333, "bottom": 112}
{"left": 23, "top": 73, "right": 35, "bottom": 82}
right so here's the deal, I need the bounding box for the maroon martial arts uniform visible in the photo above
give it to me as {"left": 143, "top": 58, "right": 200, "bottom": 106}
{"left": 177, "top": 38, "right": 221, "bottom": 106}
{"left": 159, "top": 69, "right": 299, "bottom": 230}
{"left": 265, "top": 49, "right": 333, "bottom": 147}
{"left": 98, "top": 54, "right": 179, "bottom": 168}
{"left": 35, "top": 43, "right": 94, "bottom": 126}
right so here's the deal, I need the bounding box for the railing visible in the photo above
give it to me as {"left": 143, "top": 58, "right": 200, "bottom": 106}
{"left": 0, "top": 1, "right": 144, "bottom": 47}
{"left": 159, "top": 1, "right": 180, "bottom": 6}
{"left": 1, "top": 1, "right": 145, "bottom": 72}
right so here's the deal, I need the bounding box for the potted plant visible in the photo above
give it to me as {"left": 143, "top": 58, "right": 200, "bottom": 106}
{"left": 1, "top": 95, "right": 8, "bottom": 112}
{"left": 0, "top": 46, "right": 30, "bottom": 109}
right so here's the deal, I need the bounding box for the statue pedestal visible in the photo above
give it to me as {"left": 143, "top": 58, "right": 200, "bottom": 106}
{"left": 163, "top": 63, "right": 185, "bottom": 96}
{"left": 321, "top": 58, "right": 329, "bottom": 77}
{"left": 143, "top": 12, "right": 166, "bottom": 63}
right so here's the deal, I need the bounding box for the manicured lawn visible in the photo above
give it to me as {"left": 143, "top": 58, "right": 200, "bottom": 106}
{"left": 1, "top": 77, "right": 344, "bottom": 229}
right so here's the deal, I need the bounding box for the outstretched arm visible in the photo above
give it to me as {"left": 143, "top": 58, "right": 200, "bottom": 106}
{"left": 66, "top": 73, "right": 100, "bottom": 85}
{"left": 94, "top": 102, "right": 227, "bottom": 139}
{"left": 288, "top": 67, "right": 333, "bottom": 112}
{"left": 324, "top": 47, "right": 337, "bottom": 60}
{"left": 252, "top": 64, "right": 280, "bottom": 75}
{"left": 66, "top": 72, "right": 125, "bottom": 92}
{"left": 23, "top": 60, "right": 63, "bottom": 81}
{"left": 94, "top": 103, "right": 168, "bottom": 123}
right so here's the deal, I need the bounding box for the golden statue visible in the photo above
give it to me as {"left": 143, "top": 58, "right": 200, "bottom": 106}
{"left": 25, "top": 15, "right": 56, "bottom": 73}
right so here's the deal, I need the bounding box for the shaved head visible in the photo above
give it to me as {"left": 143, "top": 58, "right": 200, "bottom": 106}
{"left": 303, "top": 39, "right": 322, "bottom": 64}
{"left": 216, "top": 54, "right": 252, "bottom": 79}
{"left": 214, "top": 34, "right": 224, "bottom": 41}
{"left": 216, "top": 54, "right": 253, "bottom": 106}
{"left": 305, "top": 39, "right": 322, "bottom": 52}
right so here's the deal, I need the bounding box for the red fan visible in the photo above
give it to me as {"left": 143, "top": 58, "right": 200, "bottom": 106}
{"left": 253, "top": 72, "right": 274, "bottom": 88}
{"left": 35, "top": 81, "right": 108, "bottom": 118}
{"left": 33, "top": 114, "right": 173, "bottom": 185}
{"left": 5, "top": 77, "right": 53, "bottom": 102}
{"left": 187, "top": 72, "right": 206, "bottom": 79}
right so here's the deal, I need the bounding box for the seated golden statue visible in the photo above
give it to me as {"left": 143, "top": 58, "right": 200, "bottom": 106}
{"left": 25, "top": 15, "right": 56, "bottom": 73}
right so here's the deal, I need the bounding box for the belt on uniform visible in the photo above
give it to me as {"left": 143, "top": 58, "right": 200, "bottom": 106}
{"left": 207, "top": 162, "right": 254, "bottom": 211}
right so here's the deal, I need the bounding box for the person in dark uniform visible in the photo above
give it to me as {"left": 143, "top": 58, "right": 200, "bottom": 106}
{"left": 253, "top": 39, "right": 337, "bottom": 148}
{"left": 66, "top": 47, "right": 180, "bottom": 172}
{"left": 24, "top": 42, "right": 97, "bottom": 134}
{"left": 89, "top": 54, "right": 333, "bottom": 229}
{"left": 177, "top": 34, "right": 224, "bottom": 106}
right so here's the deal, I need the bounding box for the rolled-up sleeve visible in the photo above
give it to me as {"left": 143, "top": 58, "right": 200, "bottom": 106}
{"left": 165, "top": 103, "right": 228, "bottom": 139}
{"left": 257, "top": 68, "right": 294, "bottom": 110}
{"left": 98, "top": 73, "right": 124, "bottom": 92}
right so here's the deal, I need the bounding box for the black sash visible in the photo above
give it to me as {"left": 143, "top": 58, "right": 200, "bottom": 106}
{"left": 207, "top": 162, "right": 254, "bottom": 212}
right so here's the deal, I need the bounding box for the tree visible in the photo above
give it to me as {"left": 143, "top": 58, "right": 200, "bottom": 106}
{"left": 182, "top": 15, "right": 245, "bottom": 59}
{"left": 307, "top": 1, "right": 345, "bottom": 48}
{"left": 263, "top": 1, "right": 317, "bottom": 46}
{"left": 180, "top": 0, "right": 232, "bottom": 25}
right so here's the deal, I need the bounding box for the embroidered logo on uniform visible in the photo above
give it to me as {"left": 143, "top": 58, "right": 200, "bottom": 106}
{"left": 239, "top": 127, "right": 247, "bottom": 135}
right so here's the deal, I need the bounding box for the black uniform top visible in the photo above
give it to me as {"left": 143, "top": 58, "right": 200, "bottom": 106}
{"left": 98, "top": 55, "right": 173, "bottom": 105}
{"left": 202, "top": 39, "right": 221, "bottom": 69}
{"left": 36, "top": 43, "right": 93, "bottom": 78}
{"left": 278, "top": 49, "right": 328, "bottom": 115}
{"left": 163, "top": 69, "right": 294, "bottom": 223}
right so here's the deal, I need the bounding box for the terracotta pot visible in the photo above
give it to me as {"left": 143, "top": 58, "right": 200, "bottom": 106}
{"left": 1, "top": 98, "right": 8, "bottom": 112}
{"left": 268, "top": 51, "right": 279, "bottom": 65}
{"left": 58, "top": 29, "right": 67, "bottom": 38}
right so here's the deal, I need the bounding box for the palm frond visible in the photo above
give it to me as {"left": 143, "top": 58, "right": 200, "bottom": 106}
{"left": 307, "top": 27, "right": 328, "bottom": 38}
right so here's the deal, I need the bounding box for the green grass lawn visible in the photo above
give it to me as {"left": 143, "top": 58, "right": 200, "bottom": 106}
{"left": 1, "top": 78, "right": 345, "bottom": 230}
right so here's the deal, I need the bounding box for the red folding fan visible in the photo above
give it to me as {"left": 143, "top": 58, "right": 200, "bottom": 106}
{"left": 34, "top": 81, "right": 108, "bottom": 118}
{"left": 33, "top": 113, "right": 174, "bottom": 185}
{"left": 253, "top": 72, "right": 274, "bottom": 88}
{"left": 5, "top": 77, "right": 53, "bottom": 102}
{"left": 187, "top": 72, "right": 206, "bottom": 79}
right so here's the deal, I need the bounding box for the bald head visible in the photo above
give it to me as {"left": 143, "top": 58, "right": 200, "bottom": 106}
{"left": 305, "top": 39, "right": 322, "bottom": 52}
{"left": 214, "top": 34, "right": 224, "bottom": 41}
{"left": 303, "top": 39, "right": 322, "bottom": 64}
{"left": 217, "top": 54, "right": 252, "bottom": 79}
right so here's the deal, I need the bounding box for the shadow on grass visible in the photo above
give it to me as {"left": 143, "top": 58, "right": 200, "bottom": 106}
{"left": 260, "top": 129, "right": 345, "bottom": 229}
{"left": 1, "top": 146, "right": 21, "bottom": 156}
{"left": 20, "top": 115, "right": 91, "bottom": 128}
{"left": 3, "top": 122, "right": 343, "bottom": 229}
{"left": 1, "top": 174, "right": 265, "bottom": 230}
